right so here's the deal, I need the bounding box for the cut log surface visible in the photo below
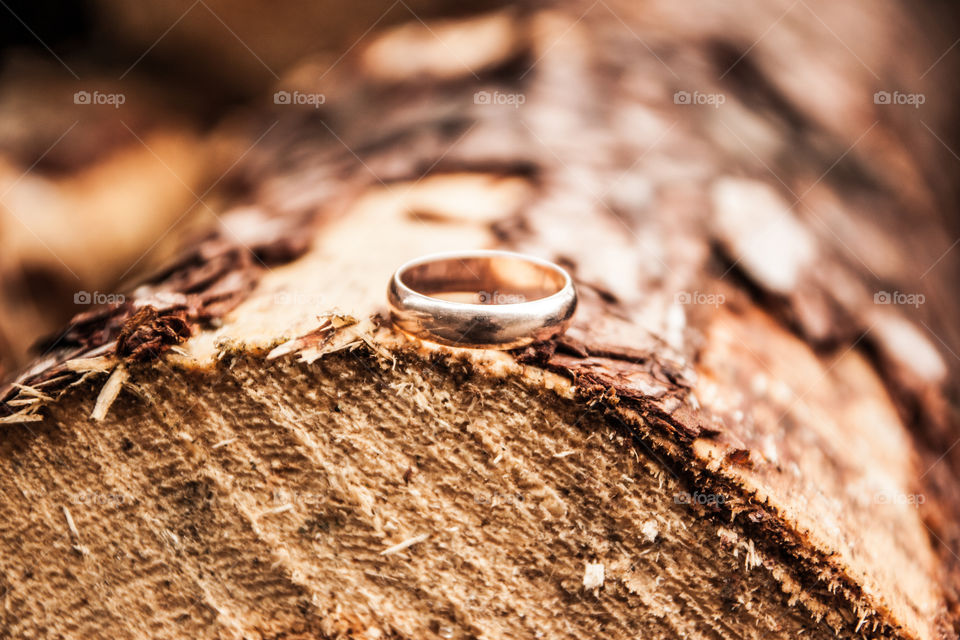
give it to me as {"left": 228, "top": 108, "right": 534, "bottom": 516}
{"left": 2, "top": 2, "right": 960, "bottom": 639}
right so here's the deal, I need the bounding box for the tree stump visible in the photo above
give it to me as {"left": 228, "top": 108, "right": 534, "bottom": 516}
{"left": 1, "top": 2, "right": 959, "bottom": 639}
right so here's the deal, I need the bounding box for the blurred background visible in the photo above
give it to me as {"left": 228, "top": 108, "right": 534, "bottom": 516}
{"left": 0, "top": 0, "right": 503, "bottom": 373}
{"left": 1, "top": 0, "right": 960, "bottom": 382}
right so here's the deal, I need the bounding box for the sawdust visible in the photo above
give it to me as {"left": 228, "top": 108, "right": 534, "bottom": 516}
{"left": 0, "top": 347, "right": 906, "bottom": 639}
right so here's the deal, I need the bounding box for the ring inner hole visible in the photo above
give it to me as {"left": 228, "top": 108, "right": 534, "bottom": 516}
{"left": 401, "top": 257, "right": 564, "bottom": 305}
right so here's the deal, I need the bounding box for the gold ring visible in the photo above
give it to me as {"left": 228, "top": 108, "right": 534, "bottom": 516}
{"left": 387, "top": 250, "right": 577, "bottom": 350}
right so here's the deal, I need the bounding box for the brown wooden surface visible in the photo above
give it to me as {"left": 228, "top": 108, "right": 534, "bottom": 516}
{"left": 1, "top": 1, "right": 960, "bottom": 638}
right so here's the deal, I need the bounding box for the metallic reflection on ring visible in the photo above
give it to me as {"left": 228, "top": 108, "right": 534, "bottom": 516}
{"left": 387, "top": 250, "right": 577, "bottom": 350}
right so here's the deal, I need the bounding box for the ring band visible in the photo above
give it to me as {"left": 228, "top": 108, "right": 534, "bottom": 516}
{"left": 387, "top": 250, "right": 577, "bottom": 350}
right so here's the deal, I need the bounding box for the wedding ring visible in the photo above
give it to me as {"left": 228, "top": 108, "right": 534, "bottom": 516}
{"left": 387, "top": 250, "right": 577, "bottom": 350}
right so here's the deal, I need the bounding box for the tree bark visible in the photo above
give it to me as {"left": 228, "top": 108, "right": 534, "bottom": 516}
{"left": 2, "top": 2, "right": 960, "bottom": 639}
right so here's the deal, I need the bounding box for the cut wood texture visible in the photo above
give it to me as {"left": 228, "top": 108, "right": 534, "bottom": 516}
{"left": 2, "top": 1, "right": 960, "bottom": 639}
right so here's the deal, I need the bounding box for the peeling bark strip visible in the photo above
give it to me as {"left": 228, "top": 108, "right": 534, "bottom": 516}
{"left": 90, "top": 364, "right": 128, "bottom": 422}
{"left": 2, "top": 1, "right": 960, "bottom": 639}
{"left": 0, "top": 222, "right": 311, "bottom": 420}
{"left": 116, "top": 307, "right": 191, "bottom": 361}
